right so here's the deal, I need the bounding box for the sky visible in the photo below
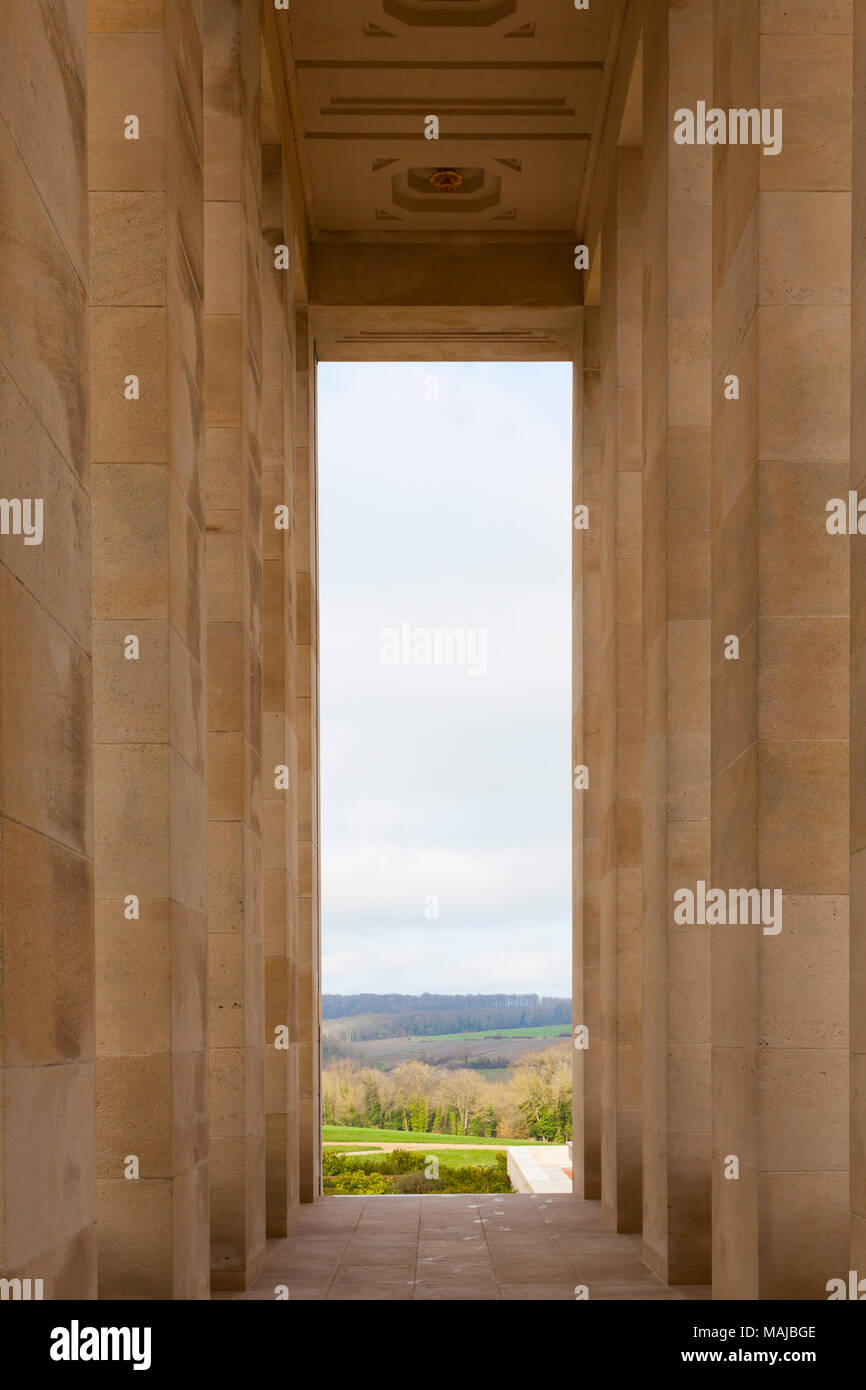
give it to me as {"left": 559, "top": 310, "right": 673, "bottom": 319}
{"left": 317, "top": 361, "right": 572, "bottom": 998}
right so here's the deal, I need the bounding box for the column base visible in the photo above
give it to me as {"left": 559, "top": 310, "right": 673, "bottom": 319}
{"left": 642, "top": 1240, "right": 711, "bottom": 1287}
{"left": 209, "top": 1245, "right": 269, "bottom": 1294}
{"left": 602, "top": 1201, "right": 642, "bottom": 1234}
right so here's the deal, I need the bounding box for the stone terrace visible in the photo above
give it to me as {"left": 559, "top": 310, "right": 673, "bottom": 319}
{"left": 225, "top": 1196, "right": 712, "bottom": 1301}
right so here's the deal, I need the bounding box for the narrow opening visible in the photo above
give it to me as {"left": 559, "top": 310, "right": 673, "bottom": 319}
{"left": 317, "top": 360, "right": 573, "bottom": 1196}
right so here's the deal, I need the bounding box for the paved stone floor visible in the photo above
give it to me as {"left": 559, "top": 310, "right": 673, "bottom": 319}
{"left": 227, "top": 1195, "right": 713, "bottom": 1300}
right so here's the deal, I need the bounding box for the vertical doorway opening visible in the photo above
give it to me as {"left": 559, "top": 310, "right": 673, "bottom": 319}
{"left": 316, "top": 360, "right": 573, "bottom": 1196}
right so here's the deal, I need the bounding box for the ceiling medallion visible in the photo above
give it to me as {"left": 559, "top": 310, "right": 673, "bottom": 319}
{"left": 429, "top": 168, "right": 465, "bottom": 194}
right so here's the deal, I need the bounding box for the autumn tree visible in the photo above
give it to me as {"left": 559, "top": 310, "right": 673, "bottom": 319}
{"left": 509, "top": 1043, "right": 572, "bottom": 1141}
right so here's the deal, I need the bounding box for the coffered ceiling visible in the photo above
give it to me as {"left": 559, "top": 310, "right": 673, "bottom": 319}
{"left": 279, "top": 0, "right": 620, "bottom": 237}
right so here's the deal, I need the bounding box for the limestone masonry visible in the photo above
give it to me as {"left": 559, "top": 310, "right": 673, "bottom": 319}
{"left": 0, "top": 0, "right": 861, "bottom": 1302}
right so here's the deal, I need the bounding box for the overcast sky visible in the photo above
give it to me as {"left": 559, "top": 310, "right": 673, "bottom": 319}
{"left": 318, "top": 361, "right": 572, "bottom": 998}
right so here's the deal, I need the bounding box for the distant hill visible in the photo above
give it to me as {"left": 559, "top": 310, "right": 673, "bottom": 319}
{"left": 322, "top": 993, "right": 571, "bottom": 1041}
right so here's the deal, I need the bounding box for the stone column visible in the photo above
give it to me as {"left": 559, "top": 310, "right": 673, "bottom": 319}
{"left": 89, "top": 0, "right": 209, "bottom": 1299}
{"left": 853, "top": 0, "right": 866, "bottom": 1282}
{"left": 640, "top": 0, "right": 713, "bottom": 1287}
{"left": 262, "top": 143, "right": 300, "bottom": 1237}
{"left": 598, "top": 150, "right": 643, "bottom": 1234}
{"left": 0, "top": 0, "right": 95, "bottom": 1300}
{"left": 573, "top": 305, "right": 602, "bottom": 1200}
{"left": 204, "top": 0, "right": 267, "bottom": 1289}
{"left": 711, "top": 0, "right": 850, "bottom": 1298}
{"left": 295, "top": 307, "right": 322, "bottom": 1202}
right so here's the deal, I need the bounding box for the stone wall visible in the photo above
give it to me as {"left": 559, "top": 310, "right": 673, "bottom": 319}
{"left": 0, "top": 0, "right": 863, "bottom": 1304}
{"left": 640, "top": 0, "right": 713, "bottom": 1286}
{"left": 0, "top": 0, "right": 95, "bottom": 1301}
{"left": 573, "top": 0, "right": 855, "bottom": 1299}
{"left": 89, "top": 0, "right": 209, "bottom": 1301}
{"left": 0, "top": 0, "right": 310, "bottom": 1299}
{"left": 710, "top": 0, "right": 850, "bottom": 1299}
{"left": 261, "top": 136, "right": 301, "bottom": 1238}
{"left": 203, "top": 0, "right": 267, "bottom": 1293}
{"left": 599, "top": 145, "right": 643, "bottom": 1236}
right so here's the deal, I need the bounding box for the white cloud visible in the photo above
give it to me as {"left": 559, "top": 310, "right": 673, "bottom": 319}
{"left": 318, "top": 362, "right": 573, "bottom": 997}
{"left": 324, "top": 923, "right": 571, "bottom": 999}
{"left": 322, "top": 842, "right": 571, "bottom": 925}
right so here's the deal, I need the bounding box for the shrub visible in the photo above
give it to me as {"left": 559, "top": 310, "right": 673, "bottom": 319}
{"left": 433, "top": 1163, "right": 512, "bottom": 1194}
{"left": 384, "top": 1148, "right": 426, "bottom": 1174}
{"left": 322, "top": 1145, "right": 514, "bottom": 1195}
{"left": 391, "top": 1172, "right": 432, "bottom": 1194}
{"left": 323, "top": 1147, "right": 425, "bottom": 1177}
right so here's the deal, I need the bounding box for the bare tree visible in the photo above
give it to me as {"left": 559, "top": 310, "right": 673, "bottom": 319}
{"left": 390, "top": 1060, "right": 441, "bottom": 1129}
{"left": 438, "top": 1070, "right": 487, "bottom": 1134}
{"left": 321, "top": 1057, "right": 364, "bottom": 1125}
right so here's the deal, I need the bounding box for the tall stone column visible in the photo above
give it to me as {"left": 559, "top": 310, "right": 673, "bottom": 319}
{"left": 89, "top": 0, "right": 209, "bottom": 1299}
{"left": 853, "top": 0, "right": 866, "bottom": 1281}
{"left": 641, "top": 0, "right": 713, "bottom": 1285}
{"left": 0, "top": 0, "right": 95, "bottom": 1300}
{"left": 598, "top": 149, "right": 643, "bottom": 1233}
{"left": 574, "top": 305, "right": 602, "bottom": 1200}
{"left": 262, "top": 143, "right": 300, "bottom": 1237}
{"left": 711, "top": 0, "right": 850, "bottom": 1298}
{"left": 204, "top": 0, "right": 267, "bottom": 1288}
{"left": 295, "top": 307, "right": 322, "bottom": 1202}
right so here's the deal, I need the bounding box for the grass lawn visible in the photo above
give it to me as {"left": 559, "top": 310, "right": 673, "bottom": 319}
{"left": 322, "top": 1125, "right": 544, "bottom": 1146}
{"left": 324, "top": 1142, "right": 385, "bottom": 1152}
{"left": 345, "top": 1147, "right": 506, "bottom": 1171}
{"left": 425, "top": 1148, "right": 505, "bottom": 1170}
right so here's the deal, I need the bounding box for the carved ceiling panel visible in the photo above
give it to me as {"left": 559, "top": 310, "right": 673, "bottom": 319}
{"left": 281, "top": 0, "right": 617, "bottom": 235}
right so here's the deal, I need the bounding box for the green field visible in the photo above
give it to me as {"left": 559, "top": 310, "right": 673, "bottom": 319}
{"left": 323, "top": 1023, "right": 571, "bottom": 1073}
{"left": 322, "top": 1125, "right": 543, "bottom": 1146}
{"left": 412, "top": 1024, "right": 570, "bottom": 1044}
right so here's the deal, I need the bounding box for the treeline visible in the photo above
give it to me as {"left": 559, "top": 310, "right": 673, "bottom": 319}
{"left": 322, "top": 993, "right": 571, "bottom": 1040}
{"left": 322, "top": 1043, "right": 572, "bottom": 1142}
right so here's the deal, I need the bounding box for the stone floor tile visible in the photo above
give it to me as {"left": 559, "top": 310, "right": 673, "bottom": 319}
{"left": 230, "top": 1195, "right": 711, "bottom": 1302}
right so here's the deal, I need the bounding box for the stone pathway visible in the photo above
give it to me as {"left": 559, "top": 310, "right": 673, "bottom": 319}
{"left": 225, "top": 1195, "right": 713, "bottom": 1301}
